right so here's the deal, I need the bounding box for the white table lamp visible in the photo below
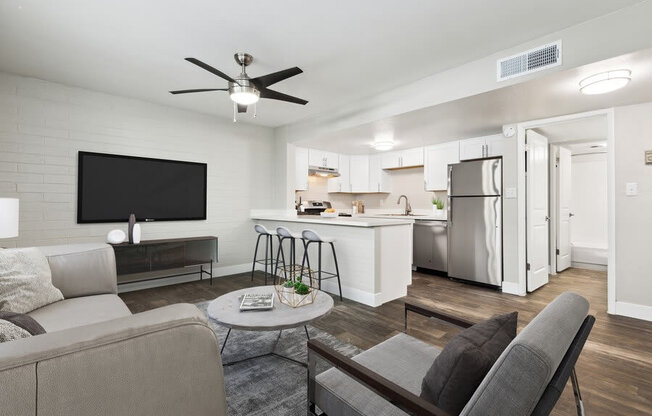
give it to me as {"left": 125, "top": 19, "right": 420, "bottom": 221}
{"left": 0, "top": 198, "right": 19, "bottom": 238}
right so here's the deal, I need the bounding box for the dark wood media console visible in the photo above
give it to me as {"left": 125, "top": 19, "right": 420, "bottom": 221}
{"left": 111, "top": 236, "right": 218, "bottom": 285}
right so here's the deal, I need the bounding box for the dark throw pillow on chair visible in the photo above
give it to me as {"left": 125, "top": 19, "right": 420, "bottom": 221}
{"left": 0, "top": 311, "right": 46, "bottom": 335}
{"left": 420, "top": 311, "right": 517, "bottom": 415}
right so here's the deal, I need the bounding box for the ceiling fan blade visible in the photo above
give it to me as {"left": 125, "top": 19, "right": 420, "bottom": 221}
{"left": 185, "top": 58, "right": 238, "bottom": 85}
{"left": 259, "top": 88, "right": 308, "bottom": 105}
{"left": 169, "top": 88, "right": 227, "bottom": 95}
{"left": 251, "top": 67, "right": 303, "bottom": 88}
{"left": 237, "top": 104, "right": 248, "bottom": 113}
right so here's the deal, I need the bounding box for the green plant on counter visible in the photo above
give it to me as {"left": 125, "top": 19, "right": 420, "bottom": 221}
{"left": 432, "top": 197, "right": 444, "bottom": 210}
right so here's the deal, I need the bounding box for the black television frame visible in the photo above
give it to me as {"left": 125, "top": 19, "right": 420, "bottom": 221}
{"left": 77, "top": 151, "right": 208, "bottom": 224}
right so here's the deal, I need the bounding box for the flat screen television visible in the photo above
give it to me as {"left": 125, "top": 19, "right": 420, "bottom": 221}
{"left": 77, "top": 151, "right": 207, "bottom": 223}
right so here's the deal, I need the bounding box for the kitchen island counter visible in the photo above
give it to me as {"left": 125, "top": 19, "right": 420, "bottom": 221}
{"left": 250, "top": 213, "right": 413, "bottom": 307}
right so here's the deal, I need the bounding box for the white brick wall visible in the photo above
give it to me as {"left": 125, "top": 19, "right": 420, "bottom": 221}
{"left": 0, "top": 72, "right": 275, "bottom": 271}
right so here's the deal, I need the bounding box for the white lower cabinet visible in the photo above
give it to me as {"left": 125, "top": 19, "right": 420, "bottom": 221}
{"left": 425, "top": 141, "right": 460, "bottom": 191}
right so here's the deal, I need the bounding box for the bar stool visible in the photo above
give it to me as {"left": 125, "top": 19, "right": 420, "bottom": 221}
{"left": 300, "top": 229, "right": 343, "bottom": 301}
{"left": 273, "top": 226, "right": 304, "bottom": 281}
{"left": 251, "top": 224, "right": 276, "bottom": 285}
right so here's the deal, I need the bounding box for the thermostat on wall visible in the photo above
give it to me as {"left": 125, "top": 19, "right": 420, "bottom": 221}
{"left": 646, "top": 150, "right": 652, "bottom": 164}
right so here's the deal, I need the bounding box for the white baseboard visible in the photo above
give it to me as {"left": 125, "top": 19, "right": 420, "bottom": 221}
{"left": 501, "top": 281, "right": 525, "bottom": 296}
{"left": 571, "top": 262, "right": 608, "bottom": 271}
{"left": 614, "top": 301, "right": 652, "bottom": 322}
{"left": 118, "top": 263, "right": 252, "bottom": 293}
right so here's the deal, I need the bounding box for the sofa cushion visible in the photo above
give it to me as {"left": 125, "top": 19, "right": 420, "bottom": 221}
{"left": 315, "top": 332, "right": 441, "bottom": 416}
{"left": 420, "top": 312, "right": 517, "bottom": 415}
{"left": 28, "top": 294, "right": 131, "bottom": 332}
{"left": 0, "top": 248, "right": 64, "bottom": 313}
{"left": 0, "top": 311, "right": 46, "bottom": 335}
{"left": 460, "top": 292, "right": 589, "bottom": 416}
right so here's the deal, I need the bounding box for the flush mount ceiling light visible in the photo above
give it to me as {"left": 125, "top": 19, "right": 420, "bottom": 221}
{"left": 579, "top": 69, "right": 631, "bottom": 95}
{"left": 371, "top": 136, "right": 395, "bottom": 151}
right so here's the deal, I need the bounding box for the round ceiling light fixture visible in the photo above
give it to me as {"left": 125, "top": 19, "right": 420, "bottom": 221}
{"left": 371, "top": 136, "right": 395, "bottom": 151}
{"left": 579, "top": 69, "right": 631, "bottom": 95}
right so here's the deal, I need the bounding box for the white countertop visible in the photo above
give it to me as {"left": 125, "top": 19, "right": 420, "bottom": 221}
{"left": 250, "top": 214, "right": 414, "bottom": 227}
{"left": 361, "top": 214, "right": 447, "bottom": 221}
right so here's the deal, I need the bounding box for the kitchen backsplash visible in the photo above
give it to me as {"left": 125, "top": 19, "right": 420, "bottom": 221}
{"left": 295, "top": 167, "right": 447, "bottom": 212}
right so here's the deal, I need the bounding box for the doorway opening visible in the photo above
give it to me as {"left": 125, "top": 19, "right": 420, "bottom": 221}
{"left": 519, "top": 110, "right": 613, "bottom": 309}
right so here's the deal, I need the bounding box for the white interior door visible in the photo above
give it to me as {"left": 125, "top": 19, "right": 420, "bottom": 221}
{"left": 556, "top": 147, "right": 572, "bottom": 272}
{"left": 526, "top": 130, "right": 550, "bottom": 291}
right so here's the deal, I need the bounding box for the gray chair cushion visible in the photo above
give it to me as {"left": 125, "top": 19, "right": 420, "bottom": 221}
{"left": 315, "top": 332, "right": 441, "bottom": 416}
{"left": 28, "top": 294, "right": 131, "bottom": 332}
{"left": 420, "top": 312, "right": 517, "bottom": 415}
{"left": 461, "top": 292, "right": 589, "bottom": 416}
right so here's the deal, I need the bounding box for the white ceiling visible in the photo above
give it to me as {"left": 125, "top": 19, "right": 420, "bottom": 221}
{"left": 298, "top": 48, "right": 652, "bottom": 154}
{"left": 0, "top": 0, "right": 643, "bottom": 127}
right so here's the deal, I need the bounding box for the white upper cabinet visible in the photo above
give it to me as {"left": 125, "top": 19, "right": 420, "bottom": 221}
{"left": 349, "top": 155, "right": 370, "bottom": 193}
{"left": 424, "top": 141, "right": 460, "bottom": 191}
{"left": 369, "top": 155, "right": 391, "bottom": 193}
{"left": 328, "top": 155, "right": 351, "bottom": 193}
{"left": 459, "top": 134, "right": 506, "bottom": 160}
{"left": 295, "top": 147, "right": 310, "bottom": 191}
{"left": 380, "top": 147, "right": 424, "bottom": 169}
{"left": 309, "top": 149, "right": 339, "bottom": 169}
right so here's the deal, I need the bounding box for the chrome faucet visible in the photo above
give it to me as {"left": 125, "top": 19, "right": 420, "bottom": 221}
{"left": 397, "top": 195, "right": 412, "bottom": 216}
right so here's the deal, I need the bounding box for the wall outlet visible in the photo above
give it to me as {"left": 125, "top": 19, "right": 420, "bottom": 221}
{"left": 505, "top": 187, "right": 517, "bottom": 199}
{"left": 626, "top": 182, "right": 638, "bottom": 196}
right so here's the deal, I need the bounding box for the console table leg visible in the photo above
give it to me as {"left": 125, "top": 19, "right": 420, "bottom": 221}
{"left": 221, "top": 328, "right": 231, "bottom": 354}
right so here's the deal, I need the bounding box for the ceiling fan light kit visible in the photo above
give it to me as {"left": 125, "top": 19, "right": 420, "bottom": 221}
{"left": 579, "top": 69, "right": 631, "bottom": 95}
{"left": 169, "top": 52, "right": 307, "bottom": 122}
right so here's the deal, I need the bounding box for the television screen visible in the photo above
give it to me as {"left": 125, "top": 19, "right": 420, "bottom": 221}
{"left": 77, "top": 152, "right": 207, "bottom": 223}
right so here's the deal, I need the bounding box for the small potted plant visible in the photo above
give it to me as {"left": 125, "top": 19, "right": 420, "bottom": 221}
{"left": 432, "top": 196, "right": 444, "bottom": 216}
{"left": 275, "top": 274, "right": 316, "bottom": 308}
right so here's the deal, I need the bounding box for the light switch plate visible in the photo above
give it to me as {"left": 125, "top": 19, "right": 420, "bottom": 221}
{"left": 505, "top": 187, "right": 517, "bottom": 199}
{"left": 626, "top": 182, "right": 638, "bottom": 196}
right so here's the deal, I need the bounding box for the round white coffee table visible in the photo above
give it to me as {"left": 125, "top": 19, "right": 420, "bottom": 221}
{"left": 207, "top": 286, "right": 334, "bottom": 366}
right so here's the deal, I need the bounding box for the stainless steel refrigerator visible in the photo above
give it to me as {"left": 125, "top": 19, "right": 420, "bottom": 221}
{"left": 447, "top": 158, "right": 502, "bottom": 287}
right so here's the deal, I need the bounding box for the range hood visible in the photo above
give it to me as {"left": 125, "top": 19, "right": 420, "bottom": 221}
{"left": 308, "top": 165, "right": 340, "bottom": 178}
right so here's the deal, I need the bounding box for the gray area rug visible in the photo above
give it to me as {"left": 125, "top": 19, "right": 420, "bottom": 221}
{"left": 196, "top": 301, "right": 363, "bottom": 416}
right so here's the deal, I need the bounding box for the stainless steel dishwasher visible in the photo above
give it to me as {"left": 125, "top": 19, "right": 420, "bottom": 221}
{"left": 413, "top": 220, "right": 448, "bottom": 273}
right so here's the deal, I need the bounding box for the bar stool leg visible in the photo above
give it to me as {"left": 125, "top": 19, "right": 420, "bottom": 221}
{"left": 275, "top": 236, "right": 288, "bottom": 283}
{"left": 317, "top": 242, "right": 322, "bottom": 291}
{"left": 330, "top": 242, "right": 343, "bottom": 301}
{"left": 251, "top": 234, "right": 263, "bottom": 281}
{"left": 264, "top": 234, "right": 270, "bottom": 285}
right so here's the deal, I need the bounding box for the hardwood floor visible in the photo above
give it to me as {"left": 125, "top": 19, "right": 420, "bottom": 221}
{"left": 119, "top": 268, "right": 652, "bottom": 416}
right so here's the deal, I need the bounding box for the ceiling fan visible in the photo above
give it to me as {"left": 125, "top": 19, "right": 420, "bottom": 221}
{"left": 170, "top": 53, "right": 308, "bottom": 121}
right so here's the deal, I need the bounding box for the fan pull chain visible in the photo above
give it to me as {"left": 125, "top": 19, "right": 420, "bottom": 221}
{"left": 233, "top": 102, "right": 237, "bottom": 123}
{"left": 253, "top": 103, "right": 257, "bottom": 118}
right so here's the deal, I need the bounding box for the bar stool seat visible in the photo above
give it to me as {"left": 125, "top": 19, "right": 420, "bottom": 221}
{"left": 300, "top": 229, "right": 342, "bottom": 300}
{"left": 251, "top": 224, "right": 276, "bottom": 285}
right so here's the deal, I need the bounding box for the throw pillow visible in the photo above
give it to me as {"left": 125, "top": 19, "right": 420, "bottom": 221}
{"left": 420, "top": 311, "right": 518, "bottom": 415}
{"left": 0, "top": 248, "right": 64, "bottom": 314}
{"left": 0, "top": 319, "right": 32, "bottom": 343}
{"left": 0, "top": 311, "right": 46, "bottom": 335}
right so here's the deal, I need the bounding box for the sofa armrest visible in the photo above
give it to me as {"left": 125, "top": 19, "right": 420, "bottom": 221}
{"left": 0, "top": 304, "right": 226, "bottom": 416}
{"left": 307, "top": 339, "right": 451, "bottom": 416}
{"left": 38, "top": 243, "right": 118, "bottom": 298}
{"left": 404, "top": 301, "right": 475, "bottom": 331}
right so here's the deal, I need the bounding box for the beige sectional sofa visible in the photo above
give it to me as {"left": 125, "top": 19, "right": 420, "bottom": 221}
{"left": 0, "top": 243, "right": 226, "bottom": 415}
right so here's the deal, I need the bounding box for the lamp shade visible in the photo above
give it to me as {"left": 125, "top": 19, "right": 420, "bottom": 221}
{"left": 0, "top": 198, "right": 19, "bottom": 238}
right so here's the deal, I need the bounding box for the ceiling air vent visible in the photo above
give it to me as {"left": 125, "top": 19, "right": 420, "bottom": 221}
{"left": 497, "top": 40, "right": 562, "bottom": 81}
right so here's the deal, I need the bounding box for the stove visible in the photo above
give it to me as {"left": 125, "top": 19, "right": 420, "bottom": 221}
{"left": 298, "top": 200, "right": 332, "bottom": 215}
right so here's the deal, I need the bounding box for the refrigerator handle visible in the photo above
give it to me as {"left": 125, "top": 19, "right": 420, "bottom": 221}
{"left": 448, "top": 198, "right": 452, "bottom": 227}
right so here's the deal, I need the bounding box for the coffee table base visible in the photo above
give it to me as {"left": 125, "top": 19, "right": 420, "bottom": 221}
{"left": 221, "top": 326, "right": 311, "bottom": 367}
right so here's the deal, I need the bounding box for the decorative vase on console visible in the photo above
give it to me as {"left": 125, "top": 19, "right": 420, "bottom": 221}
{"left": 128, "top": 213, "right": 137, "bottom": 244}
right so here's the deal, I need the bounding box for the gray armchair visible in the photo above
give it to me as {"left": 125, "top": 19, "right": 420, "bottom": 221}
{"left": 0, "top": 243, "right": 226, "bottom": 416}
{"left": 308, "top": 292, "right": 594, "bottom": 416}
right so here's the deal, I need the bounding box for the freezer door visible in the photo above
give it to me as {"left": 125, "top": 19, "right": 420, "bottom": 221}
{"left": 448, "top": 158, "right": 502, "bottom": 197}
{"left": 447, "top": 196, "right": 502, "bottom": 286}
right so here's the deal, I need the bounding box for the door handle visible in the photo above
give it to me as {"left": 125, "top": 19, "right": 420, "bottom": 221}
{"left": 545, "top": 216, "right": 550, "bottom": 222}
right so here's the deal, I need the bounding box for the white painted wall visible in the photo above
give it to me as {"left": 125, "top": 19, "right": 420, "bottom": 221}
{"left": 614, "top": 102, "right": 652, "bottom": 315}
{"left": 570, "top": 153, "right": 608, "bottom": 248}
{"left": 0, "top": 72, "right": 275, "bottom": 272}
